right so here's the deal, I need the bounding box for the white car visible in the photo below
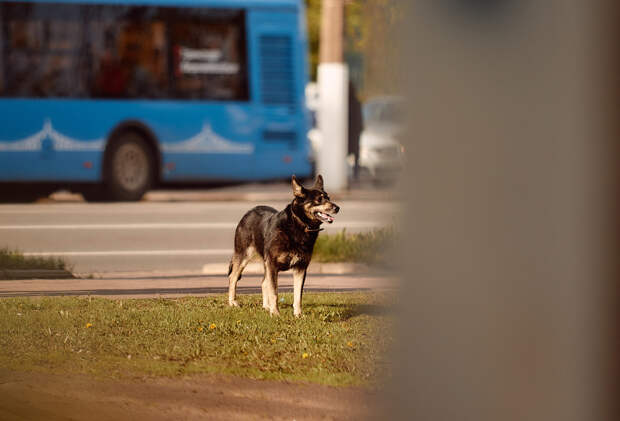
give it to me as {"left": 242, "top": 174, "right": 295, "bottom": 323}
{"left": 305, "top": 86, "right": 405, "bottom": 183}
{"left": 359, "top": 96, "right": 406, "bottom": 183}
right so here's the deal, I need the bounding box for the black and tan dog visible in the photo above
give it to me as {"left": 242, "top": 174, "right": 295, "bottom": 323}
{"left": 228, "top": 175, "right": 339, "bottom": 316}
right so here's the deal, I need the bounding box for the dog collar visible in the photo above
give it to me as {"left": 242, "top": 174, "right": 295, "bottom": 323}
{"left": 291, "top": 209, "right": 324, "bottom": 233}
{"left": 304, "top": 226, "right": 324, "bottom": 233}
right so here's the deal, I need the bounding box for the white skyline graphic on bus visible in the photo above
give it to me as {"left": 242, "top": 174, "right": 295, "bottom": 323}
{"left": 0, "top": 119, "right": 105, "bottom": 151}
{"left": 160, "top": 123, "right": 254, "bottom": 154}
{"left": 0, "top": 120, "right": 253, "bottom": 154}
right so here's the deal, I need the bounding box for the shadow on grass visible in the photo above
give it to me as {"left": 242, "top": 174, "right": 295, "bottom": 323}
{"left": 301, "top": 302, "right": 393, "bottom": 322}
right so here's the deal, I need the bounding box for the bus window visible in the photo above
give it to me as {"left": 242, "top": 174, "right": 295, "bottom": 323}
{"left": 0, "top": 3, "right": 248, "bottom": 101}
{"left": 0, "top": 6, "right": 3, "bottom": 95}
{"left": 169, "top": 9, "right": 248, "bottom": 100}
{"left": 3, "top": 3, "right": 87, "bottom": 98}
{"left": 89, "top": 7, "right": 168, "bottom": 99}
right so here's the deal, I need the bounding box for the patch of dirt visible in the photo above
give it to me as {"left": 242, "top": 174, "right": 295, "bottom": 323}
{"left": 0, "top": 369, "right": 379, "bottom": 420}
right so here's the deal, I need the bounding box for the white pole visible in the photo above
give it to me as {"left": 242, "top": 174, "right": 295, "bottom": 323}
{"left": 317, "top": 0, "right": 348, "bottom": 192}
{"left": 317, "top": 63, "right": 348, "bottom": 191}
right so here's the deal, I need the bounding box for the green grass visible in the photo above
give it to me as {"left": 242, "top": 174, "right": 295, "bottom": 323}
{"left": 0, "top": 248, "right": 68, "bottom": 271}
{"left": 312, "top": 228, "right": 396, "bottom": 265}
{"left": 0, "top": 293, "right": 393, "bottom": 387}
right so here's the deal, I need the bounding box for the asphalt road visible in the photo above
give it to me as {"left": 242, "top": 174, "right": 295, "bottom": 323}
{"left": 0, "top": 200, "right": 399, "bottom": 273}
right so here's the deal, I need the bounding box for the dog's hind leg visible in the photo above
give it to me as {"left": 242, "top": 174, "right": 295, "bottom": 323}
{"left": 228, "top": 256, "right": 242, "bottom": 307}
{"left": 228, "top": 247, "right": 255, "bottom": 307}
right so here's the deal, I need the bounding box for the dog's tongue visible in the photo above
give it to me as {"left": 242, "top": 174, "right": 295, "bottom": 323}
{"left": 318, "top": 212, "right": 334, "bottom": 223}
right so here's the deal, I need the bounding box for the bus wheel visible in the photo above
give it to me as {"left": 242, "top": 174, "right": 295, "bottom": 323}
{"left": 104, "top": 132, "right": 154, "bottom": 202}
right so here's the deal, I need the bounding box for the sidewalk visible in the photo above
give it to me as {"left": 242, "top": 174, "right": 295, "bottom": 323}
{"left": 0, "top": 271, "right": 397, "bottom": 299}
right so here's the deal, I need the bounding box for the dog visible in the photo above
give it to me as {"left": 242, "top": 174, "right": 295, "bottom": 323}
{"left": 227, "top": 174, "right": 340, "bottom": 316}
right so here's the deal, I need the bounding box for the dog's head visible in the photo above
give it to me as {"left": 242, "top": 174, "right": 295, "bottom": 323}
{"left": 291, "top": 174, "right": 340, "bottom": 225}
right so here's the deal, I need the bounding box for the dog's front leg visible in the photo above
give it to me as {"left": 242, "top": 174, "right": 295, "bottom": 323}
{"left": 293, "top": 268, "right": 307, "bottom": 317}
{"left": 264, "top": 264, "right": 280, "bottom": 316}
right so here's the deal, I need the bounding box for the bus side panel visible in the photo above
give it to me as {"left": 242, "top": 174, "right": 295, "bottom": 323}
{"left": 0, "top": 99, "right": 105, "bottom": 182}
{"left": 157, "top": 102, "right": 258, "bottom": 182}
{"left": 0, "top": 98, "right": 262, "bottom": 182}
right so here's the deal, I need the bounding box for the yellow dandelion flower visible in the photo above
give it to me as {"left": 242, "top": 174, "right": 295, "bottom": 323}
{"left": 197, "top": 327, "right": 203, "bottom": 332}
{"left": 347, "top": 341, "right": 354, "bottom": 348}
{"left": 236, "top": 320, "right": 241, "bottom": 325}
{"left": 85, "top": 323, "right": 93, "bottom": 328}
{"left": 271, "top": 338, "right": 276, "bottom": 344}
{"left": 302, "top": 352, "right": 309, "bottom": 359}
{"left": 209, "top": 323, "right": 216, "bottom": 330}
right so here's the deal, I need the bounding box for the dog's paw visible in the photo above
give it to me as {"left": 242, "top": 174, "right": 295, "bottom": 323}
{"left": 269, "top": 308, "right": 281, "bottom": 317}
{"left": 294, "top": 311, "right": 303, "bottom": 318}
{"left": 228, "top": 300, "right": 240, "bottom": 307}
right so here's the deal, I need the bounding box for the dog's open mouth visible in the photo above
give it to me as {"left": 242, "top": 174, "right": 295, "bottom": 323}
{"left": 315, "top": 211, "right": 335, "bottom": 223}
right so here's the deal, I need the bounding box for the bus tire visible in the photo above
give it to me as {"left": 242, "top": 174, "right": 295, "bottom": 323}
{"left": 103, "top": 132, "right": 155, "bottom": 202}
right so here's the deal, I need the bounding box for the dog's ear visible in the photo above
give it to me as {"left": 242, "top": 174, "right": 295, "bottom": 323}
{"left": 292, "top": 175, "right": 306, "bottom": 198}
{"left": 313, "top": 174, "right": 324, "bottom": 190}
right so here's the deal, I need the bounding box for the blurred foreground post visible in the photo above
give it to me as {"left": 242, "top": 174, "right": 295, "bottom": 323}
{"left": 386, "top": 1, "right": 618, "bottom": 420}
{"left": 317, "top": 0, "right": 348, "bottom": 191}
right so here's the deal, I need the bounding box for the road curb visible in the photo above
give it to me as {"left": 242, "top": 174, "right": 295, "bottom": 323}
{"left": 0, "top": 269, "right": 75, "bottom": 280}
{"left": 79, "top": 263, "right": 390, "bottom": 280}
{"left": 144, "top": 191, "right": 398, "bottom": 203}
{"left": 48, "top": 188, "right": 398, "bottom": 203}
{"left": 202, "top": 262, "right": 376, "bottom": 275}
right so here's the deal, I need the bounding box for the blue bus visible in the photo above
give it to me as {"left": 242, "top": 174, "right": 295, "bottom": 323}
{"left": 0, "top": 0, "right": 312, "bottom": 201}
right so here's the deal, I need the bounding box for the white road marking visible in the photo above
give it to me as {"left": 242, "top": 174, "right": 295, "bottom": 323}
{"left": 0, "top": 222, "right": 383, "bottom": 230}
{"left": 23, "top": 249, "right": 232, "bottom": 257}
